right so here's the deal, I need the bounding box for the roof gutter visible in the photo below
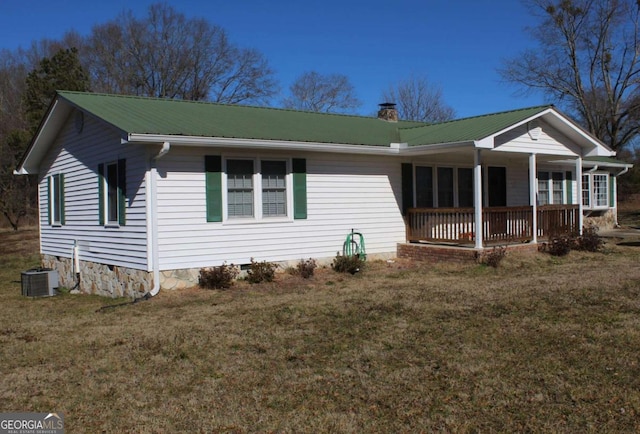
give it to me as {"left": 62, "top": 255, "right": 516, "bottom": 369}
{"left": 126, "top": 134, "right": 479, "bottom": 156}
{"left": 148, "top": 142, "right": 171, "bottom": 297}
{"left": 127, "top": 134, "right": 401, "bottom": 155}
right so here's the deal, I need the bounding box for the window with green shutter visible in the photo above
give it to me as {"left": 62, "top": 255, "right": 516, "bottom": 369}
{"left": 292, "top": 158, "right": 307, "bottom": 220}
{"left": 48, "top": 173, "right": 65, "bottom": 226}
{"left": 205, "top": 156, "right": 223, "bottom": 222}
{"left": 205, "top": 156, "right": 307, "bottom": 222}
{"left": 98, "top": 159, "right": 126, "bottom": 226}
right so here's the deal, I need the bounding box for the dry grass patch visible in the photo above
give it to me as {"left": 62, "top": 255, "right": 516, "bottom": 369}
{"left": 2, "top": 230, "right": 640, "bottom": 432}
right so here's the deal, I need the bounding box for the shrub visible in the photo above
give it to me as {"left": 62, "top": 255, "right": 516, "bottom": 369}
{"left": 246, "top": 258, "right": 277, "bottom": 284}
{"left": 332, "top": 253, "right": 364, "bottom": 274}
{"left": 295, "top": 258, "right": 317, "bottom": 279}
{"left": 576, "top": 226, "right": 603, "bottom": 252}
{"left": 477, "top": 246, "right": 507, "bottom": 268}
{"left": 546, "top": 236, "right": 573, "bottom": 256}
{"left": 199, "top": 263, "right": 239, "bottom": 289}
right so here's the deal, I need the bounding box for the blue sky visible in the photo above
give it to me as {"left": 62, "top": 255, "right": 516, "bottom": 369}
{"left": 0, "top": 0, "right": 547, "bottom": 118}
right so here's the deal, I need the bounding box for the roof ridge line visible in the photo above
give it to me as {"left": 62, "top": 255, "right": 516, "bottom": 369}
{"left": 56, "top": 90, "right": 427, "bottom": 123}
{"left": 398, "top": 104, "right": 554, "bottom": 132}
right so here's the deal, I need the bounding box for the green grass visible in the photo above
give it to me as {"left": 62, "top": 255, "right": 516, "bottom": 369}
{"left": 2, "top": 229, "right": 640, "bottom": 432}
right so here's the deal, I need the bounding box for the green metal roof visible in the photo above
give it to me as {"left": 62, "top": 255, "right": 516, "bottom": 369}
{"left": 399, "top": 106, "right": 552, "bottom": 146}
{"left": 58, "top": 91, "right": 424, "bottom": 147}
{"left": 583, "top": 156, "right": 632, "bottom": 166}
{"left": 57, "top": 91, "right": 558, "bottom": 148}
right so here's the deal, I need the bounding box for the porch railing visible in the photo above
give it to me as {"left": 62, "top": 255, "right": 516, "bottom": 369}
{"left": 537, "top": 204, "right": 580, "bottom": 238}
{"left": 406, "top": 205, "right": 580, "bottom": 245}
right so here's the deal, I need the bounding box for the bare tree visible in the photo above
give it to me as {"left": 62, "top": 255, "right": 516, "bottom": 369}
{"left": 382, "top": 75, "right": 455, "bottom": 122}
{"left": 84, "top": 3, "right": 277, "bottom": 104}
{"left": 282, "top": 71, "right": 361, "bottom": 113}
{"left": 500, "top": 0, "right": 640, "bottom": 151}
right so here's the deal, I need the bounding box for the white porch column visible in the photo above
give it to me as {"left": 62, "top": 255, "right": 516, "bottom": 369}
{"left": 529, "top": 153, "right": 538, "bottom": 244}
{"left": 576, "top": 156, "right": 583, "bottom": 234}
{"left": 474, "top": 149, "right": 483, "bottom": 249}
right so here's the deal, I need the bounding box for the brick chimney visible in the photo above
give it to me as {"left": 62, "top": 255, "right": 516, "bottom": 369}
{"left": 378, "top": 102, "right": 398, "bottom": 122}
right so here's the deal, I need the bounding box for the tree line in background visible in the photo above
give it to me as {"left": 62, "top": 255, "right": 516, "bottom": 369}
{"left": 1, "top": 0, "right": 639, "bottom": 229}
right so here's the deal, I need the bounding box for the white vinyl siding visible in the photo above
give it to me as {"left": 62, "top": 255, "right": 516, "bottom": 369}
{"left": 38, "top": 113, "right": 148, "bottom": 270}
{"left": 155, "top": 149, "right": 405, "bottom": 270}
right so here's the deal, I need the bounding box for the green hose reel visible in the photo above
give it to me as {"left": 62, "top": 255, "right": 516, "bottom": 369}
{"left": 343, "top": 229, "right": 366, "bottom": 260}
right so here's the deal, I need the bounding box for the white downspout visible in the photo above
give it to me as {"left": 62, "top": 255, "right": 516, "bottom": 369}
{"left": 149, "top": 142, "right": 171, "bottom": 296}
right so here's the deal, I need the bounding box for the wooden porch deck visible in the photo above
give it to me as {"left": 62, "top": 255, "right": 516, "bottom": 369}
{"left": 406, "top": 205, "right": 580, "bottom": 246}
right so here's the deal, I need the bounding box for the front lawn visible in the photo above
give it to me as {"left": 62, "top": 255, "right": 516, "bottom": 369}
{"left": 1, "top": 229, "right": 639, "bottom": 432}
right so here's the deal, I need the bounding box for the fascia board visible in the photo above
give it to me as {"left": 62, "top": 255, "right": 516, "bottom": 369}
{"left": 15, "top": 99, "right": 70, "bottom": 175}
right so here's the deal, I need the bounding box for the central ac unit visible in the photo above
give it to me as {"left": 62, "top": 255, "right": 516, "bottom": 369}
{"left": 21, "top": 269, "right": 59, "bottom": 297}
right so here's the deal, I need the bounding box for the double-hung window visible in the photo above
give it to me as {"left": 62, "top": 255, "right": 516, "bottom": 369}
{"left": 98, "top": 159, "right": 126, "bottom": 226}
{"left": 205, "top": 156, "right": 307, "bottom": 222}
{"left": 538, "top": 171, "right": 564, "bottom": 205}
{"left": 227, "top": 160, "right": 255, "bottom": 218}
{"left": 48, "top": 173, "right": 65, "bottom": 226}
{"left": 414, "top": 165, "right": 474, "bottom": 208}
{"left": 262, "top": 161, "right": 287, "bottom": 217}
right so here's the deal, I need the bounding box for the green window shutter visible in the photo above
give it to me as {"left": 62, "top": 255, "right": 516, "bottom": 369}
{"left": 609, "top": 174, "right": 615, "bottom": 208}
{"left": 98, "top": 163, "right": 105, "bottom": 226}
{"left": 401, "top": 163, "right": 414, "bottom": 215}
{"left": 60, "top": 173, "right": 66, "bottom": 225}
{"left": 118, "top": 159, "right": 127, "bottom": 225}
{"left": 565, "top": 171, "right": 573, "bottom": 205}
{"left": 292, "top": 158, "right": 307, "bottom": 219}
{"left": 205, "top": 156, "right": 223, "bottom": 222}
{"left": 47, "top": 176, "right": 52, "bottom": 225}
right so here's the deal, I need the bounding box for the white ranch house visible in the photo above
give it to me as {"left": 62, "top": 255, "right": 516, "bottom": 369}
{"left": 15, "top": 91, "right": 631, "bottom": 297}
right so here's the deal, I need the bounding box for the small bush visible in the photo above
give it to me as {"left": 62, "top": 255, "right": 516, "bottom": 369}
{"left": 295, "top": 258, "right": 317, "bottom": 279}
{"left": 478, "top": 246, "right": 507, "bottom": 268}
{"left": 247, "top": 258, "right": 277, "bottom": 284}
{"left": 576, "top": 226, "right": 603, "bottom": 252}
{"left": 546, "top": 236, "right": 573, "bottom": 256}
{"left": 199, "top": 263, "right": 239, "bottom": 289}
{"left": 332, "top": 253, "right": 364, "bottom": 275}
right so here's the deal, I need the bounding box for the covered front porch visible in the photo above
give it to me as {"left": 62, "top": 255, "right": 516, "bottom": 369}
{"left": 405, "top": 204, "right": 580, "bottom": 246}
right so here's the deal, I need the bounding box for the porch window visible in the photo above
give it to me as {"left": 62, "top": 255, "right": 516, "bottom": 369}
{"left": 415, "top": 166, "right": 433, "bottom": 207}
{"left": 437, "top": 167, "right": 454, "bottom": 207}
{"left": 415, "top": 165, "right": 473, "bottom": 208}
{"left": 227, "top": 159, "right": 255, "bottom": 218}
{"left": 538, "top": 171, "right": 564, "bottom": 205}
{"left": 458, "top": 168, "right": 474, "bottom": 207}
{"left": 538, "top": 172, "right": 550, "bottom": 205}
